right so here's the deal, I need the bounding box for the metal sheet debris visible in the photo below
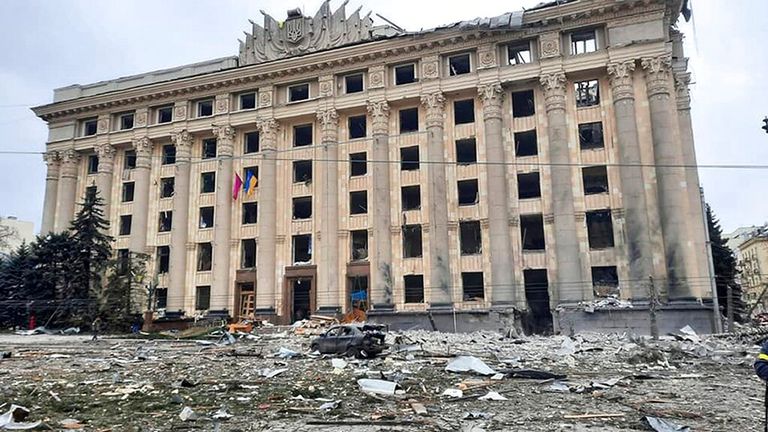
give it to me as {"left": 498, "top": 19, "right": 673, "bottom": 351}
{"left": 445, "top": 356, "right": 495, "bottom": 376}
{"left": 646, "top": 416, "right": 691, "bottom": 432}
{"left": 357, "top": 378, "right": 397, "bottom": 395}
{"left": 477, "top": 391, "right": 507, "bottom": 401}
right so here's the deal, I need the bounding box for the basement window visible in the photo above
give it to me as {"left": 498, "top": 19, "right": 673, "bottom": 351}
{"left": 239, "top": 92, "right": 257, "bottom": 110}
{"left": 294, "top": 124, "right": 313, "bottom": 147}
{"left": 122, "top": 182, "right": 135, "bottom": 202}
{"left": 156, "top": 106, "right": 173, "bottom": 124}
{"left": 158, "top": 211, "right": 173, "bottom": 232}
{"left": 583, "top": 166, "right": 609, "bottom": 195}
{"left": 575, "top": 80, "right": 600, "bottom": 107}
{"left": 293, "top": 234, "right": 312, "bottom": 264}
{"left": 462, "top": 272, "right": 485, "bottom": 301}
{"left": 241, "top": 239, "right": 256, "bottom": 268}
{"left": 456, "top": 138, "right": 477, "bottom": 165}
{"left": 288, "top": 83, "right": 310, "bottom": 102}
{"left": 402, "top": 224, "right": 423, "bottom": 258}
{"left": 460, "top": 221, "right": 482, "bottom": 255}
{"left": 200, "top": 172, "right": 216, "bottom": 194}
{"left": 118, "top": 112, "right": 134, "bottom": 130}
{"left": 400, "top": 146, "right": 420, "bottom": 171}
{"left": 81, "top": 118, "right": 98, "bottom": 136}
{"left": 394, "top": 63, "right": 416, "bottom": 85}
{"left": 579, "top": 122, "right": 604, "bottom": 150}
{"left": 454, "top": 99, "right": 475, "bottom": 124}
{"left": 512, "top": 90, "right": 535, "bottom": 117}
{"left": 293, "top": 160, "right": 313, "bottom": 183}
{"left": 586, "top": 209, "right": 614, "bottom": 249}
{"left": 399, "top": 108, "right": 419, "bottom": 133}
{"left": 197, "top": 99, "right": 214, "bottom": 117}
{"left": 507, "top": 42, "right": 531, "bottom": 65}
{"left": 351, "top": 230, "right": 368, "bottom": 261}
{"left": 520, "top": 214, "right": 545, "bottom": 251}
{"left": 517, "top": 172, "right": 541, "bottom": 199}
{"left": 124, "top": 150, "right": 136, "bottom": 170}
{"left": 199, "top": 207, "right": 214, "bottom": 229}
{"left": 458, "top": 179, "right": 479, "bottom": 206}
{"left": 404, "top": 275, "right": 424, "bottom": 303}
{"left": 349, "top": 115, "right": 367, "bottom": 139}
{"left": 401, "top": 185, "right": 421, "bottom": 211}
{"left": 571, "top": 29, "right": 597, "bottom": 55}
{"left": 514, "top": 130, "right": 538, "bottom": 157}
{"left": 349, "top": 152, "right": 367, "bottom": 177}
{"left": 293, "top": 197, "right": 312, "bottom": 220}
{"left": 162, "top": 144, "right": 176, "bottom": 165}
{"left": 195, "top": 286, "right": 211, "bottom": 310}
{"left": 87, "top": 155, "right": 99, "bottom": 174}
{"left": 242, "top": 202, "right": 258, "bottom": 225}
{"left": 157, "top": 246, "right": 170, "bottom": 274}
{"left": 202, "top": 138, "right": 217, "bottom": 159}
{"left": 160, "top": 177, "right": 175, "bottom": 198}
{"left": 448, "top": 53, "right": 471, "bottom": 76}
{"left": 350, "top": 191, "right": 368, "bottom": 215}
{"left": 119, "top": 215, "right": 132, "bottom": 236}
{"left": 244, "top": 131, "right": 260, "bottom": 154}
{"left": 592, "top": 266, "right": 619, "bottom": 297}
{"left": 197, "top": 243, "right": 212, "bottom": 272}
{"left": 345, "top": 73, "right": 364, "bottom": 94}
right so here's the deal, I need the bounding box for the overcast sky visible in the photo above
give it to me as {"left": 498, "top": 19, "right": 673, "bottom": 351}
{"left": 0, "top": 0, "right": 765, "bottom": 234}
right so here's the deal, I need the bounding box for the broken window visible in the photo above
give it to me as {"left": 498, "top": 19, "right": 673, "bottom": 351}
{"left": 157, "top": 246, "right": 170, "bottom": 274}
{"left": 458, "top": 179, "right": 479, "bottom": 206}
{"left": 520, "top": 214, "right": 545, "bottom": 251}
{"left": 517, "top": 172, "right": 541, "bottom": 199}
{"left": 293, "top": 160, "right": 313, "bottom": 183}
{"left": 349, "top": 152, "right": 367, "bottom": 176}
{"left": 400, "top": 146, "right": 420, "bottom": 171}
{"left": 294, "top": 124, "right": 313, "bottom": 147}
{"left": 448, "top": 53, "right": 471, "bottom": 76}
{"left": 592, "top": 266, "right": 619, "bottom": 297}
{"left": 87, "top": 155, "right": 98, "bottom": 174}
{"left": 122, "top": 182, "right": 135, "bottom": 202}
{"left": 345, "top": 73, "right": 364, "bottom": 94}
{"left": 195, "top": 285, "right": 211, "bottom": 310}
{"left": 119, "top": 215, "right": 132, "bottom": 236}
{"left": 399, "top": 108, "right": 419, "bottom": 133}
{"left": 160, "top": 177, "right": 175, "bottom": 198}
{"left": 460, "top": 221, "right": 482, "bottom": 255}
{"left": 244, "top": 131, "right": 260, "bottom": 154}
{"left": 293, "top": 234, "right": 312, "bottom": 264}
{"left": 202, "top": 138, "right": 217, "bottom": 159}
{"left": 241, "top": 239, "right": 256, "bottom": 268}
{"left": 571, "top": 29, "right": 597, "bottom": 55}
{"left": 578, "top": 122, "right": 604, "bottom": 150}
{"left": 288, "top": 83, "right": 310, "bottom": 102}
{"left": 351, "top": 230, "right": 368, "bottom": 261}
{"left": 200, "top": 171, "right": 216, "bottom": 194}
{"left": 197, "top": 243, "right": 212, "bottom": 272}
{"left": 158, "top": 211, "right": 172, "bottom": 232}
{"left": 293, "top": 196, "right": 312, "bottom": 220}
{"left": 582, "top": 166, "right": 609, "bottom": 195}
{"left": 454, "top": 99, "right": 475, "bottom": 124}
{"left": 586, "top": 209, "right": 614, "bottom": 249}
{"left": 156, "top": 105, "right": 173, "bottom": 124}
{"left": 401, "top": 185, "right": 421, "bottom": 211}
{"left": 575, "top": 80, "right": 600, "bottom": 107}
{"left": 404, "top": 275, "right": 424, "bottom": 303}
{"left": 523, "top": 269, "right": 552, "bottom": 334}
{"left": 199, "top": 206, "right": 214, "bottom": 229}
{"left": 515, "top": 130, "right": 538, "bottom": 157}
{"left": 348, "top": 115, "right": 367, "bottom": 139}
{"left": 242, "top": 202, "right": 258, "bottom": 225}
{"left": 350, "top": 191, "right": 368, "bottom": 215}
{"left": 456, "top": 138, "right": 477, "bottom": 165}
{"left": 124, "top": 150, "right": 136, "bottom": 170}
{"left": 197, "top": 99, "right": 214, "bottom": 117}
{"left": 507, "top": 42, "right": 531, "bottom": 65}
{"left": 81, "top": 118, "right": 98, "bottom": 136}
{"left": 155, "top": 288, "right": 168, "bottom": 309}
{"left": 462, "top": 272, "right": 485, "bottom": 301}
{"left": 402, "top": 224, "right": 423, "bottom": 258}
{"left": 239, "top": 92, "right": 257, "bottom": 110}
{"left": 119, "top": 112, "right": 134, "bottom": 130}
{"left": 394, "top": 63, "right": 416, "bottom": 85}
{"left": 162, "top": 144, "right": 176, "bottom": 165}
{"left": 512, "top": 90, "right": 535, "bottom": 117}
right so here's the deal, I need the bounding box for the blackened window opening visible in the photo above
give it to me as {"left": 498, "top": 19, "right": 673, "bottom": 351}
{"left": 521, "top": 214, "right": 545, "bottom": 250}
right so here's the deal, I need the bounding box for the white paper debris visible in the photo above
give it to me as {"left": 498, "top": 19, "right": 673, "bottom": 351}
{"left": 478, "top": 391, "right": 507, "bottom": 401}
{"left": 357, "top": 378, "right": 397, "bottom": 395}
{"left": 445, "top": 356, "right": 495, "bottom": 376}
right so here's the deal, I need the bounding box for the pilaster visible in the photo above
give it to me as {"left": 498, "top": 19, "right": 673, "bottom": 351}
{"left": 129, "top": 136, "right": 153, "bottom": 254}
{"left": 55, "top": 149, "right": 80, "bottom": 232}
{"left": 255, "top": 118, "right": 279, "bottom": 313}
{"left": 41, "top": 151, "right": 61, "bottom": 234}
{"left": 168, "top": 130, "right": 193, "bottom": 310}
{"left": 94, "top": 143, "right": 116, "bottom": 225}
{"left": 317, "top": 107, "right": 340, "bottom": 311}
{"left": 211, "top": 124, "right": 235, "bottom": 310}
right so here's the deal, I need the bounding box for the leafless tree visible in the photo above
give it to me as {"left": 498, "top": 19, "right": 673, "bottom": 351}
{"left": 0, "top": 225, "right": 18, "bottom": 251}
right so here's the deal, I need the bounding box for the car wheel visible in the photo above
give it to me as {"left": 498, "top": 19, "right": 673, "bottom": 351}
{"left": 345, "top": 346, "right": 358, "bottom": 357}
{"left": 310, "top": 343, "right": 319, "bottom": 352}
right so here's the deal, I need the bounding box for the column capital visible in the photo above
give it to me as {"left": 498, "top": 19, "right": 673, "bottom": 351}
{"left": 641, "top": 54, "right": 672, "bottom": 97}
{"left": 44, "top": 151, "right": 61, "bottom": 179}
{"left": 420, "top": 91, "right": 445, "bottom": 129}
{"left": 366, "top": 100, "right": 390, "bottom": 135}
{"left": 256, "top": 118, "right": 279, "bottom": 151}
{"left": 607, "top": 60, "right": 637, "bottom": 102}
{"left": 540, "top": 72, "right": 567, "bottom": 112}
{"left": 60, "top": 149, "right": 80, "bottom": 178}
{"left": 478, "top": 82, "right": 504, "bottom": 120}
{"left": 212, "top": 124, "right": 235, "bottom": 156}
{"left": 132, "top": 136, "right": 153, "bottom": 169}
{"left": 674, "top": 71, "right": 692, "bottom": 111}
{"left": 171, "top": 130, "right": 193, "bottom": 160}
{"left": 316, "top": 108, "right": 339, "bottom": 142}
{"left": 95, "top": 143, "right": 116, "bottom": 174}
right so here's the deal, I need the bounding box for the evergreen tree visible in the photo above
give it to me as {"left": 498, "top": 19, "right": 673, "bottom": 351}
{"left": 66, "top": 189, "right": 114, "bottom": 302}
{"left": 707, "top": 204, "right": 745, "bottom": 322}
{"left": 0, "top": 243, "right": 35, "bottom": 326}
{"left": 101, "top": 251, "right": 148, "bottom": 330}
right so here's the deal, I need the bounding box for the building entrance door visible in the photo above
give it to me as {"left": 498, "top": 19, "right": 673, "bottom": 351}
{"left": 523, "top": 269, "right": 553, "bottom": 335}
{"left": 290, "top": 278, "right": 313, "bottom": 322}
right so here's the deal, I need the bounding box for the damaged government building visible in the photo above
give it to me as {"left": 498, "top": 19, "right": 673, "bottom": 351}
{"left": 32, "top": 0, "right": 713, "bottom": 335}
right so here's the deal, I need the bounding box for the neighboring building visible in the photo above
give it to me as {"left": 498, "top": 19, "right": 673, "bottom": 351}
{"left": 725, "top": 225, "right": 761, "bottom": 259}
{"left": 31, "top": 0, "right": 713, "bottom": 334}
{"left": 736, "top": 228, "right": 768, "bottom": 313}
{"left": 0, "top": 216, "right": 35, "bottom": 256}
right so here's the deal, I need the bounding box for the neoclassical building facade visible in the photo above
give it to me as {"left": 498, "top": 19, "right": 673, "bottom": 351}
{"left": 33, "top": 0, "right": 714, "bottom": 333}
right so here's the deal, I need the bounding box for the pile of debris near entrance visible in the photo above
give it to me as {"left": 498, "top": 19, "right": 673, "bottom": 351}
{"left": 0, "top": 325, "right": 764, "bottom": 431}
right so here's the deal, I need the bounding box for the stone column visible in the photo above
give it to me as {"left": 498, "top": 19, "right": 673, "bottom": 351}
{"left": 168, "top": 131, "right": 192, "bottom": 311}
{"left": 55, "top": 149, "right": 79, "bottom": 232}
{"left": 94, "top": 143, "right": 115, "bottom": 223}
{"left": 255, "top": 119, "right": 279, "bottom": 314}
{"left": 367, "top": 100, "right": 394, "bottom": 309}
{"left": 41, "top": 151, "right": 61, "bottom": 234}
{"left": 129, "top": 137, "right": 152, "bottom": 255}
{"left": 540, "top": 72, "right": 585, "bottom": 301}
{"left": 607, "top": 60, "right": 654, "bottom": 299}
{"left": 642, "top": 55, "right": 690, "bottom": 298}
{"left": 478, "top": 83, "right": 516, "bottom": 306}
{"left": 317, "top": 108, "right": 340, "bottom": 314}
{"left": 421, "top": 92, "right": 452, "bottom": 307}
{"left": 211, "top": 124, "right": 235, "bottom": 311}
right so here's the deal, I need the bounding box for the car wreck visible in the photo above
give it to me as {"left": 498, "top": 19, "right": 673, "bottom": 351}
{"left": 310, "top": 324, "right": 387, "bottom": 358}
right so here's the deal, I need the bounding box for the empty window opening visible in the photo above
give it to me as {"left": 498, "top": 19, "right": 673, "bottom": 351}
{"left": 575, "top": 80, "right": 600, "bottom": 107}
{"left": 395, "top": 63, "right": 416, "bottom": 85}
{"left": 448, "top": 53, "right": 471, "bottom": 76}
{"left": 460, "top": 221, "right": 482, "bottom": 255}
{"left": 454, "top": 99, "right": 475, "bottom": 124}
{"left": 400, "top": 108, "right": 419, "bottom": 133}
{"left": 116, "top": 249, "right": 130, "bottom": 274}
{"left": 515, "top": 130, "right": 538, "bottom": 157}
{"left": 401, "top": 185, "right": 421, "bottom": 211}
{"left": 242, "top": 202, "right": 258, "bottom": 225}
{"left": 592, "top": 266, "right": 619, "bottom": 297}
{"left": 157, "top": 246, "right": 170, "bottom": 274}
{"left": 157, "top": 106, "right": 173, "bottom": 124}
{"left": 119, "top": 113, "right": 134, "bottom": 130}
{"left": 521, "top": 214, "right": 545, "bottom": 251}
{"left": 582, "top": 166, "right": 609, "bottom": 195}
{"left": 122, "top": 182, "right": 135, "bottom": 202}
{"left": 202, "top": 138, "right": 217, "bottom": 159}
{"left": 200, "top": 171, "right": 216, "bottom": 194}
{"left": 523, "top": 269, "right": 553, "bottom": 335}
{"left": 400, "top": 146, "right": 420, "bottom": 171}
{"left": 579, "top": 122, "right": 604, "bottom": 150}
{"left": 119, "top": 215, "right": 132, "bottom": 236}
{"left": 155, "top": 288, "right": 168, "bottom": 309}
{"left": 197, "top": 243, "right": 212, "bottom": 272}
{"left": 124, "top": 150, "right": 136, "bottom": 170}
{"left": 586, "top": 209, "right": 614, "bottom": 249}
{"left": 244, "top": 131, "right": 260, "bottom": 154}
{"left": 293, "top": 160, "right": 313, "bottom": 183}
{"left": 517, "top": 172, "right": 541, "bottom": 199}
{"left": 82, "top": 118, "right": 98, "bottom": 136}
{"left": 507, "top": 42, "right": 531, "bottom": 65}
{"left": 402, "top": 224, "right": 423, "bottom": 258}
{"left": 196, "top": 285, "right": 211, "bottom": 310}
{"left": 351, "top": 230, "right": 369, "bottom": 261}
{"left": 87, "top": 155, "right": 98, "bottom": 174}
{"left": 455, "top": 138, "right": 477, "bottom": 165}
{"left": 160, "top": 177, "right": 175, "bottom": 198}
{"left": 158, "top": 211, "right": 173, "bottom": 232}
{"left": 241, "top": 239, "right": 256, "bottom": 268}
{"left": 162, "top": 144, "right": 176, "bottom": 165}
{"left": 240, "top": 92, "right": 256, "bottom": 110}
{"left": 512, "top": 90, "right": 535, "bottom": 117}
{"left": 458, "top": 179, "right": 479, "bottom": 206}
{"left": 404, "top": 275, "right": 424, "bottom": 303}
{"left": 349, "top": 152, "right": 367, "bottom": 176}
{"left": 294, "top": 124, "right": 313, "bottom": 147}
{"left": 197, "top": 99, "right": 214, "bottom": 117}
{"left": 348, "top": 115, "right": 367, "bottom": 139}
{"left": 293, "top": 196, "right": 312, "bottom": 220}
{"left": 199, "top": 206, "right": 214, "bottom": 229}
{"left": 350, "top": 191, "right": 368, "bottom": 215}
{"left": 345, "top": 73, "right": 364, "bottom": 94}
{"left": 293, "top": 234, "right": 312, "bottom": 264}
{"left": 571, "top": 29, "right": 597, "bottom": 55}
{"left": 289, "top": 83, "right": 310, "bottom": 102}
{"left": 462, "top": 272, "right": 485, "bottom": 301}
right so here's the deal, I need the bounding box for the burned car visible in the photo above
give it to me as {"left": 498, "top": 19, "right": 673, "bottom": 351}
{"left": 310, "top": 324, "right": 386, "bottom": 358}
